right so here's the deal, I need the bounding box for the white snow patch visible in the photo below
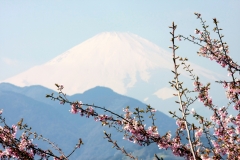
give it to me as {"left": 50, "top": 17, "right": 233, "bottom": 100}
{"left": 143, "top": 97, "right": 149, "bottom": 102}
{"left": 154, "top": 87, "right": 177, "bottom": 100}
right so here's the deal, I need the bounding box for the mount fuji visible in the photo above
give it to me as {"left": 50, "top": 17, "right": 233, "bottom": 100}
{"left": 2, "top": 32, "right": 224, "bottom": 115}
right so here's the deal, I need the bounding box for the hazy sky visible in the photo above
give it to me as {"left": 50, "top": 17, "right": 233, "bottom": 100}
{"left": 1, "top": 1, "right": 239, "bottom": 80}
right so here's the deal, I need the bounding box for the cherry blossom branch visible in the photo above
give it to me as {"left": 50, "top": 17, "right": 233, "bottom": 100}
{"left": 170, "top": 22, "right": 197, "bottom": 160}
{"left": 103, "top": 131, "right": 138, "bottom": 160}
{"left": 47, "top": 92, "right": 157, "bottom": 146}
{"left": 0, "top": 115, "right": 63, "bottom": 159}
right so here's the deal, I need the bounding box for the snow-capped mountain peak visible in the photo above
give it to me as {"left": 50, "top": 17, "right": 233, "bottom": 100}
{"left": 2, "top": 32, "right": 222, "bottom": 108}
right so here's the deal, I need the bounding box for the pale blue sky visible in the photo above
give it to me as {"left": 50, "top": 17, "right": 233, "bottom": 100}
{"left": 1, "top": 1, "right": 239, "bottom": 80}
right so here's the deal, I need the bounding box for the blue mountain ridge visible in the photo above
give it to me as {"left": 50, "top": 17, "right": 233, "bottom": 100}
{"left": 0, "top": 83, "right": 179, "bottom": 160}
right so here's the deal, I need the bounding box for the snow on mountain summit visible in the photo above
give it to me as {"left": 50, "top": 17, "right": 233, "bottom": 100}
{"left": 2, "top": 32, "right": 172, "bottom": 94}
{"left": 2, "top": 32, "right": 221, "bottom": 98}
{"left": 48, "top": 32, "right": 172, "bottom": 70}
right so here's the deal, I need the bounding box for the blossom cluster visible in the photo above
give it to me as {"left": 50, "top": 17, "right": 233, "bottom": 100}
{"left": 193, "top": 80, "right": 212, "bottom": 107}
{"left": 0, "top": 110, "right": 67, "bottom": 159}
{"left": 223, "top": 80, "right": 240, "bottom": 106}
{"left": 209, "top": 107, "right": 240, "bottom": 159}
{"left": 183, "top": 13, "right": 240, "bottom": 159}
{"left": 0, "top": 114, "right": 35, "bottom": 159}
